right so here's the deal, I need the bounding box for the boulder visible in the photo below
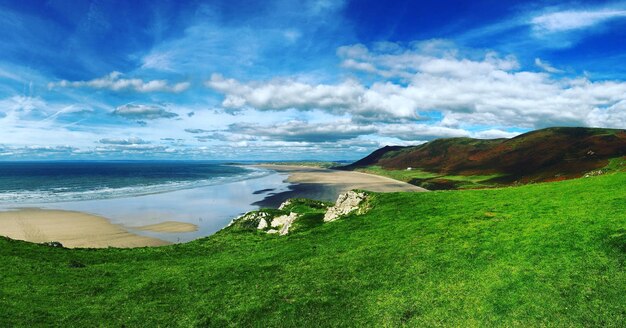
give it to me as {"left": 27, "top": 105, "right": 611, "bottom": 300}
{"left": 278, "top": 199, "right": 292, "bottom": 210}
{"left": 271, "top": 212, "right": 299, "bottom": 235}
{"left": 257, "top": 218, "right": 268, "bottom": 230}
{"left": 323, "top": 191, "right": 368, "bottom": 222}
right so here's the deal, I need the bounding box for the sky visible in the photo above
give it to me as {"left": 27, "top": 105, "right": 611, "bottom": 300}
{"left": 1, "top": 0, "right": 626, "bottom": 160}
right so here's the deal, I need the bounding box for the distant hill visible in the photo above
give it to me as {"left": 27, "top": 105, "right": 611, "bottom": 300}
{"left": 341, "top": 127, "right": 626, "bottom": 189}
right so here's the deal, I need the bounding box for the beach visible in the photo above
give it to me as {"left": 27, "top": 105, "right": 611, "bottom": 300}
{"left": 0, "top": 165, "right": 423, "bottom": 248}
{"left": 253, "top": 164, "right": 427, "bottom": 207}
{"left": 0, "top": 208, "right": 170, "bottom": 248}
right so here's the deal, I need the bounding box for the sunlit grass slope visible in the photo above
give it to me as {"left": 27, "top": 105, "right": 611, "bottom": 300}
{"left": 1, "top": 173, "right": 625, "bottom": 326}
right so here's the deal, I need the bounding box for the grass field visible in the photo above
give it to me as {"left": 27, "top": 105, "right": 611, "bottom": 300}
{"left": 356, "top": 165, "right": 502, "bottom": 189}
{"left": 1, "top": 173, "right": 626, "bottom": 326}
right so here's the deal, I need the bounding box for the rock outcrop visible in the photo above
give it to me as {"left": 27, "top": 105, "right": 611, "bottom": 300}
{"left": 278, "top": 199, "right": 292, "bottom": 210}
{"left": 323, "top": 191, "right": 368, "bottom": 222}
{"left": 257, "top": 218, "right": 268, "bottom": 229}
{"left": 230, "top": 194, "right": 367, "bottom": 236}
{"left": 271, "top": 212, "right": 298, "bottom": 235}
{"left": 231, "top": 199, "right": 300, "bottom": 236}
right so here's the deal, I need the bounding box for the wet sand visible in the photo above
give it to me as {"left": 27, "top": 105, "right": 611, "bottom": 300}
{"left": 254, "top": 164, "right": 426, "bottom": 207}
{"left": 0, "top": 165, "right": 424, "bottom": 248}
{"left": 0, "top": 208, "right": 170, "bottom": 248}
{"left": 132, "top": 221, "right": 199, "bottom": 233}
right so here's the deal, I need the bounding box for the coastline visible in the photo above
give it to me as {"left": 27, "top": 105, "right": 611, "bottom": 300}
{"left": 0, "top": 164, "right": 423, "bottom": 248}
{"left": 253, "top": 164, "right": 426, "bottom": 207}
{"left": 0, "top": 208, "right": 170, "bottom": 248}
{"left": 0, "top": 170, "right": 290, "bottom": 248}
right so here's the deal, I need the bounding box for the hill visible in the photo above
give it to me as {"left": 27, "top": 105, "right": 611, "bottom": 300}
{"left": 341, "top": 127, "right": 626, "bottom": 190}
{"left": 2, "top": 172, "right": 626, "bottom": 326}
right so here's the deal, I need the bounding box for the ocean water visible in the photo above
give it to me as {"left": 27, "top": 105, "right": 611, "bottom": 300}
{"left": 0, "top": 161, "right": 269, "bottom": 204}
{"left": 0, "top": 161, "right": 291, "bottom": 242}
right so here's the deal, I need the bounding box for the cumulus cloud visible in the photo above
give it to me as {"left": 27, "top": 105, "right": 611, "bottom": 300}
{"left": 112, "top": 104, "right": 179, "bottom": 120}
{"left": 472, "top": 129, "right": 522, "bottom": 139}
{"left": 94, "top": 144, "right": 169, "bottom": 153}
{"left": 337, "top": 41, "right": 520, "bottom": 79}
{"left": 208, "top": 42, "right": 626, "bottom": 130}
{"left": 206, "top": 74, "right": 427, "bottom": 122}
{"left": 0, "top": 145, "right": 79, "bottom": 158}
{"left": 531, "top": 9, "right": 626, "bottom": 33}
{"left": 49, "top": 71, "right": 190, "bottom": 93}
{"left": 184, "top": 128, "right": 212, "bottom": 134}
{"left": 99, "top": 137, "right": 149, "bottom": 145}
{"left": 376, "top": 124, "right": 470, "bottom": 141}
{"left": 194, "top": 133, "right": 257, "bottom": 143}
{"left": 227, "top": 120, "right": 377, "bottom": 142}
{"left": 587, "top": 100, "right": 626, "bottom": 129}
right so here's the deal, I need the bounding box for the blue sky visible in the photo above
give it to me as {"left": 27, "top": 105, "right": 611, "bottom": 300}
{"left": 1, "top": 0, "right": 626, "bottom": 160}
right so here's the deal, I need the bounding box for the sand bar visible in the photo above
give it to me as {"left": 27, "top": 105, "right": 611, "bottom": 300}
{"left": 256, "top": 164, "right": 427, "bottom": 193}
{"left": 132, "top": 221, "right": 199, "bottom": 233}
{"left": 0, "top": 208, "right": 170, "bottom": 248}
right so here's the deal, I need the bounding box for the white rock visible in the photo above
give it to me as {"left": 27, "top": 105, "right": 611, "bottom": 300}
{"left": 257, "top": 218, "right": 268, "bottom": 230}
{"left": 278, "top": 199, "right": 292, "bottom": 210}
{"left": 267, "top": 229, "right": 279, "bottom": 234}
{"left": 323, "top": 191, "right": 367, "bottom": 222}
{"left": 270, "top": 212, "right": 299, "bottom": 235}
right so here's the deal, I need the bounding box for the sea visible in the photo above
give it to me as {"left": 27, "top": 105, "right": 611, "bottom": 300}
{"left": 0, "top": 161, "right": 291, "bottom": 242}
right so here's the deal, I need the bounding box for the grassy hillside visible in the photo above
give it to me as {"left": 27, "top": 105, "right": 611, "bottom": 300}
{"left": 342, "top": 127, "right": 626, "bottom": 189}
{"left": 2, "top": 173, "right": 626, "bottom": 326}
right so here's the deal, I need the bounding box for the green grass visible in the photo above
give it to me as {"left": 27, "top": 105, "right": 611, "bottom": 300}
{"left": 438, "top": 174, "right": 504, "bottom": 188}
{"left": 357, "top": 165, "right": 503, "bottom": 189}
{"left": 2, "top": 173, "right": 626, "bottom": 326}
{"left": 264, "top": 161, "right": 343, "bottom": 168}
{"left": 603, "top": 156, "right": 626, "bottom": 173}
{"left": 356, "top": 165, "right": 440, "bottom": 181}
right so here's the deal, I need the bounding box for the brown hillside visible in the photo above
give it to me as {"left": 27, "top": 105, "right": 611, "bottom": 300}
{"left": 343, "top": 127, "right": 626, "bottom": 185}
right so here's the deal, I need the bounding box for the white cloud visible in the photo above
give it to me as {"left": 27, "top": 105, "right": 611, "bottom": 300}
{"left": 0, "top": 95, "right": 47, "bottom": 114}
{"left": 531, "top": 9, "right": 626, "bottom": 33}
{"left": 206, "top": 74, "right": 422, "bottom": 121}
{"left": 208, "top": 42, "right": 626, "bottom": 130}
{"left": 112, "top": 104, "right": 179, "bottom": 120}
{"left": 376, "top": 124, "right": 470, "bottom": 141}
{"left": 141, "top": 52, "right": 175, "bottom": 71}
{"left": 49, "top": 71, "right": 190, "bottom": 93}
{"left": 99, "top": 137, "right": 150, "bottom": 145}
{"left": 587, "top": 100, "right": 626, "bottom": 128}
{"left": 472, "top": 129, "right": 522, "bottom": 139}
{"left": 184, "top": 128, "right": 212, "bottom": 134}
{"left": 227, "top": 120, "right": 377, "bottom": 142}
{"left": 534, "top": 58, "right": 564, "bottom": 73}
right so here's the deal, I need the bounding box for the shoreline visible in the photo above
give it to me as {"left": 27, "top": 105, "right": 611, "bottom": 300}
{"left": 0, "top": 208, "right": 170, "bottom": 248}
{"left": 0, "top": 170, "right": 289, "bottom": 248}
{"left": 0, "top": 164, "right": 423, "bottom": 248}
{"left": 253, "top": 164, "right": 426, "bottom": 207}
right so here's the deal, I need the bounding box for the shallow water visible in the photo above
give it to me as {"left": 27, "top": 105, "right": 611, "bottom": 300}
{"left": 0, "top": 161, "right": 268, "bottom": 204}
{"left": 0, "top": 170, "right": 291, "bottom": 243}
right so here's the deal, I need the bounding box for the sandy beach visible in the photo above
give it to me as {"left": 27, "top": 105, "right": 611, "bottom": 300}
{"left": 254, "top": 164, "right": 427, "bottom": 207}
{"left": 0, "top": 208, "right": 170, "bottom": 248}
{"left": 132, "top": 221, "right": 199, "bottom": 233}
{"left": 260, "top": 165, "right": 426, "bottom": 192}
{"left": 0, "top": 165, "right": 423, "bottom": 248}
